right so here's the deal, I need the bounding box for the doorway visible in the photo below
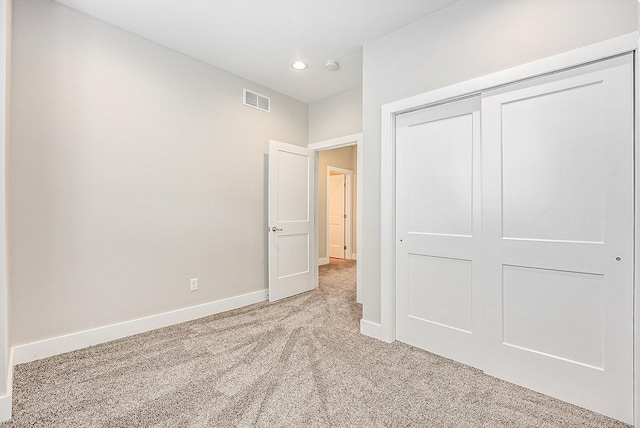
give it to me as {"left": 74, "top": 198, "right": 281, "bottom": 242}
{"left": 309, "top": 133, "right": 362, "bottom": 303}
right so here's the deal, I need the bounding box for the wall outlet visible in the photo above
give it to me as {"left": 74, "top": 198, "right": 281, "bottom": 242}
{"left": 190, "top": 278, "right": 198, "bottom": 291}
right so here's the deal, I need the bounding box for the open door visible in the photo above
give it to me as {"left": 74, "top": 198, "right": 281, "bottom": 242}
{"left": 268, "top": 140, "right": 316, "bottom": 302}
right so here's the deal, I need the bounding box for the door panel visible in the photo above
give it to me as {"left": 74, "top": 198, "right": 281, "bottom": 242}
{"left": 396, "top": 96, "right": 482, "bottom": 368}
{"left": 407, "top": 255, "right": 472, "bottom": 333}
{"left": 500, "top": 82, "right": 605, "bottom": 242}
{"left": 481, "top": 54, "right": 633, "bottom": 423}
{"left": 268, "top": 140, "right": 315, "bottom": 302}
{"left": 277, "top": 151, "right": 311, "bottom": 222}
{"left": 277, "top": 234, "right": 310, "bottom": 278}
{"left": 405, "top": 114, "right": 473, "bottom": 237}
{"left": 501, "top": 265, "right": 604, "bottom": 369}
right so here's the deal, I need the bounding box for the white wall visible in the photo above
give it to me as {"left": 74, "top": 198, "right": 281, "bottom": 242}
{"left": 308, "top": 86, "right": 362, "bottom": 144}
{"left": 361, "top": 0, "right": 637, "bottom": 324}
{"left": 317, "top": 146, "right": 357, "bottom": 261}
{"left": 9, "top": 0, "right": 308, "bottom": 346}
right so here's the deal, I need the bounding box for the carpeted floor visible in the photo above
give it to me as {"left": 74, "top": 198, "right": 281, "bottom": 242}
{"left": 1, "top": 260, "right": 630, "bottom": 427}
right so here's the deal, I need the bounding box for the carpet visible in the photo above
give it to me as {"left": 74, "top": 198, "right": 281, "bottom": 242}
{"left": 1, "top": 260, "right": 630, "bottom": 427}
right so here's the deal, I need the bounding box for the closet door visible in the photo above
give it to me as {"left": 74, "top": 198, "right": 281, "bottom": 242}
{"left": 396, "top": 97, "right": 482, "bottom": 367}
{"left": 481, "top": 54, "right": 633, "bottom": 423}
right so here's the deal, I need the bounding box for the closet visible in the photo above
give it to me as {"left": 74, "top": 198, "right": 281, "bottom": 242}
{"left": 395, "top": 54, "right": 633, "bottom": 423}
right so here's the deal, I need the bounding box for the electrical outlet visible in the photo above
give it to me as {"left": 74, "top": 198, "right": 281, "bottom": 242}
{"left": 190, "top": 278, "right": 198, "bottom": 291}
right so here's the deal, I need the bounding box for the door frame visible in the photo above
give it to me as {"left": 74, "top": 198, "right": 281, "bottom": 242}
{"left": 371, "top": 32, "right": 638, "bottom": 424}
{"left": 309, "top": 133, "right": 363, "bottom": 303}
{"left": 326, "top": 167, "right": 353, "bottom": 261}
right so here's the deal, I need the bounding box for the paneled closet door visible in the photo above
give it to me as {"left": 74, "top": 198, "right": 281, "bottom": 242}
{"left": 396, "top": 97, "right": 482, "bottom": 368}
{"left": 481, "top": 54, "right": 634, "bottom": 424}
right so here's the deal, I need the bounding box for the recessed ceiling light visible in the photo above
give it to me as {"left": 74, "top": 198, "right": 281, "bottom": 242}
{"left": 291, "top": 61, "right": 308, "bottom": 71}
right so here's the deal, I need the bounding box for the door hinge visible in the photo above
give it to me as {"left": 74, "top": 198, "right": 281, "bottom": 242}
{"left": 344, "top": 246, "right": 347, "bottom": 250}
{"left": 344, "top": 214, "right": 347, "bottom": 219}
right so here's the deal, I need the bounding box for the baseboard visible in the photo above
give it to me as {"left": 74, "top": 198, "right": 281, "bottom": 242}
{"left": 360, "top": 319, "right": 390, "bottom": 342}
{"left": 0, "top": 348, "right": 11, "bottom": 422}
{"left": 318, "top": 257, "right": 329, "bottom": 265}
{"left": 13, "top": 289, "right": 268, "bottom": 364}
{"left": 0, "top": 392, "right": 10, "bottom": 422}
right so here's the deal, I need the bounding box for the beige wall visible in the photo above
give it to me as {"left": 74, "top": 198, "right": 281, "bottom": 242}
{"left": 361, "top": 0, "right": 637, "bottom": 323}
{"left": 9, "top": 0, "right": 308, "bottom": 345}
{"left": 317, "top": 146, "right": 357, "bottom": 261}
{"left": 308, "top": 86, "right": 362, "bottom": 144}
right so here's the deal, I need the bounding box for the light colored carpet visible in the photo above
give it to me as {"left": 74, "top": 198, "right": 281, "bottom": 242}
{"left": 1, "top": 260, "right": 630, "bottom": 427}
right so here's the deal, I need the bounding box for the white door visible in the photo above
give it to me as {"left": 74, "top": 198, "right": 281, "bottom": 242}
{"left": 328, "top": 174, "right": 346, "bottom": 259}
{"left": 396, "top": 96, "right": 482, "bottom": 367}
{"left": 268, "top": 140, "right": 316, "bottom": 302}
{"left": 481, "top": 54, "right": 633, "bottom": 423}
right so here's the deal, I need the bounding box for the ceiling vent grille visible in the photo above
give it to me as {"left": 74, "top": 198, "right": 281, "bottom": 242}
{"left": 243, "top": 89, "right": 270, "bottom": 112}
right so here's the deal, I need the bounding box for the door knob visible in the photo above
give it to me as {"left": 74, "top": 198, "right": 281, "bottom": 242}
{"left": 271, "top": 226, "right": 283, "bottom": 232}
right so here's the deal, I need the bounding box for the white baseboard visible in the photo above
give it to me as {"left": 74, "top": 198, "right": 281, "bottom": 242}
{"left": 360, "top": 319, "right": 391, "bottom": 342}
{"left": 0, "top": 392, "right": 10, "bottom": 422}
{"left": 0, "top": 348, "right": 11, "bottom": 422}
{"left": 13, "top": 289, "right": 268, "bottom": 364}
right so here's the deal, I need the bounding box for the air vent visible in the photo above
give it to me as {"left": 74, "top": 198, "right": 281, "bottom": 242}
{"left": 243, "top": 89, "right": 270, "bottom": 112}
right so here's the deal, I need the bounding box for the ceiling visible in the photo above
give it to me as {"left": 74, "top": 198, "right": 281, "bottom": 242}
{"left": 52, "top": 0, "right": 461, "bottom": 104}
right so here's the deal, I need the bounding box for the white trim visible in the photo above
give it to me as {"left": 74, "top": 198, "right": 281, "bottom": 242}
{"left": 309, "top": 133, "right": 362, "bottom": 151}
{"left": 310, "top": 133, "right": 363, "bottom": 304}
{"left": 318, "top": 257, "right": 329, "bottom": 266}
{"left": 359, "top": 319, "right": 390, "bottom": 343}
{"left": 326, "top": 166, "right": 353, "bottom": 261}
{"left": 0, "top": 392, "right": 9, "bottom": 422}
{"left": 326, "top": 166, "right": 354, "bottom": 177}
{"left": 0, "top": 348, "right": 11, "bottom": 422}
{"left": 12, "top": 289, "right": 268, "bottom": 364}
{"left": 0, "top": 1, "right": 10, "bottom": 423}
{"left": 377, "top": 32, "right": 639, "bottom": 347}
{"left": 634, "top": 32, "right": 640, "bottom": 428}
{"left": 351, "top": 253, "right": 357, "bottom": 260}
{"left": 355, "top": 134, "right": 363, "bottom": 304}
